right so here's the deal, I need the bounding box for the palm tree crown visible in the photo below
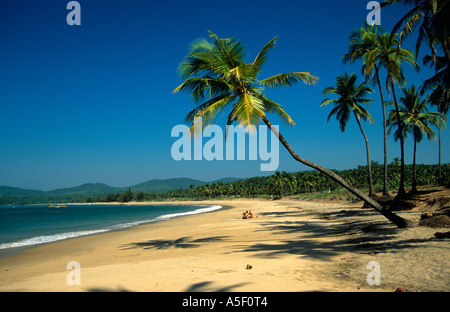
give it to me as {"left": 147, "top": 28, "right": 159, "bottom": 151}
{"left": 381, "top": 0, "right": 450, "bottom": 61}
{"left": 321, "top": 72, "right": 374, "bottom": 131}
{"left": 388, "top": 85, "right": 446, "bottom": 142}
{"left": 365, "top": 32, "right": 419, "bottom": 91}
{"left": 173, "top": 31, "right": 318, "bottom": 132}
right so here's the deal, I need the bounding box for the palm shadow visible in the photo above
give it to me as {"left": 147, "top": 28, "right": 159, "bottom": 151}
{"left": 121, "top": 236, "right": 230, "bottom": 250}
{"left": 234, "top": 207, "right": 432, "bottom": 260}
{"left": 185, "top": 281, "right": 249, "bottom": 292}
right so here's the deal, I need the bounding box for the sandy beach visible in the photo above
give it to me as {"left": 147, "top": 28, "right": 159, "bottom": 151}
{"left": 0, "top": 198, "right": 448, "bottom": 292}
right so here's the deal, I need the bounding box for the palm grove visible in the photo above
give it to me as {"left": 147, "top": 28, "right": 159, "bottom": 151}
{"left": 172, "top": 0, "right": 449, "bottom": 228}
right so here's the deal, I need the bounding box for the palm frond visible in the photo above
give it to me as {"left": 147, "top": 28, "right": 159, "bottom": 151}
{"left": 186, "top": 95, "right": 234, "bottom": 136}
{"left": 257, "top": 94, "right": 295, "bottom": 126}
{"left": 172, "top": 77, "right": 232, "bottom": 103}
{"left": 258, "top": 72, "right": 319, "bottom": 88}
{"left": 231, "top": 92, "right": 265, "bottom": 128}
{"left": 184, "top": 94, "right": 232, "bottom": 123}
{"left": 250, "top": 36, "right": 278, "bottom": 78}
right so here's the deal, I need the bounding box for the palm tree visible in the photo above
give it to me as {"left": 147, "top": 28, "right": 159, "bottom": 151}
{"left": 268, "top": 171, "right": 290, "bottom": 198}
{"left": 321, "top": 72, "right": 376, "bottom": 196}
{"left": 173, "top": 31, "right": 416, "bottom": 228}
{"left": 365, "top": 32, "right": 420, "bottom": 196}
{"left": 382, "top": 0, "right": 450, "bottom": 122}
{"left": 427, "top": 82, "right": 449, "bottom": 178}
{"left": 388, "top": 85, "right": 447, "bottom": 192}
{"left": 381, "top": 0, "right": 450, "bottom": 63}
{"left": 344, "top": 22, "right": 390, "bottom": 196}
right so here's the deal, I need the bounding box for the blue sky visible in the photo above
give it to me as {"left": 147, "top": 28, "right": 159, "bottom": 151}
{"left": 0, "top": 0, "right": 447, "bottom": 191}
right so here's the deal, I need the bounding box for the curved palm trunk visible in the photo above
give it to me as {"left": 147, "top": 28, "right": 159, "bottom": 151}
{"left": 375, "top": 69, "right": 389, "bottom": 196}
{"left": 390, "top": 80, "right": 406, "bottom": 196}
{"left": 353, "top": 111, "right": 375, "bottom": 196}
{"left": 262, "top": 116, "right": 417, "bottom": 228}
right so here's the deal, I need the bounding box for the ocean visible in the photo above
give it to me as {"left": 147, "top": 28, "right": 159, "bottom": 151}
{"left": 0, "top": 203, "right": 222, "bottom": 258}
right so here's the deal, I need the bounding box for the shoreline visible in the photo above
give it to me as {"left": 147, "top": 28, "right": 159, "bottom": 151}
{"left": 0, "top": 198, "right": 448, "bottom": 292}
{"left": 0, "top": 201, "right": 230, "bottom": 259}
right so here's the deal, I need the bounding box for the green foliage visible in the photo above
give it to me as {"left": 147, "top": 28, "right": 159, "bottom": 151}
{"left": 321, "top": 72, "right": 375, "bottom": 132}
{"left": 173, "top": 31, "right": 318, "bottom": 132}
{"left": 1, "top": 163, "right": 448, "bottom": 205}
{"left": 121, "top": 188, "right": 134, "bottom": 203}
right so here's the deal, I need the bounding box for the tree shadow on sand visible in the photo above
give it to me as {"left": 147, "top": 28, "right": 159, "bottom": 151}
{"left": 87, "top": 287, "right": 132, "bottom": 292}
{"left": 234, "top": 208, "right": 433, "bottom": 260}
{"left": 184, "top": 281, "right": 249, "bottom": 292}
{"left": 121, "top": 236, "right": 230, "bottom": 250}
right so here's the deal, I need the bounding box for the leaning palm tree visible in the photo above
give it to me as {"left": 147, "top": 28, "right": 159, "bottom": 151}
{"left": 321, "top": 73, "right": 376, "bottom": 196}
{"left": 344, "top": 22, "right": 390, "bottom": 196}
{"left": 365, "top": 32, "right": 420, "bottom": 196}
{"left": 388, "top": 85, "right": 447, "bottom": 192}
{"left": 173, "top": 31, "right": 417, "bottom": 228}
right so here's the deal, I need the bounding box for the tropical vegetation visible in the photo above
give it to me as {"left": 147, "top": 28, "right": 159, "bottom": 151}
{"left": 168, "top": 0, "right": 450, "bottom": 227}
{"left": 387, "top": 85, "right": 447, "bottom": 192}
{"left": 1, "top": 163, "right": 448, "bottom": 206}
{"left": 172, "top": 30, "right": 419, "bottom": 227}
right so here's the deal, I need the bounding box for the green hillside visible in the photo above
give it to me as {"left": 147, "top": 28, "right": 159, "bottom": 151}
{"left": 0, "top": 177, "right": 242, "bottom": 205}
{"left": 47, "top": 183, "right": 120, "bottom": 195}
{"left": 0, "top": 186, "right": 45, "bottom": 197}
{"left": 128, "top": 178, "right": 205, "bottom": 193}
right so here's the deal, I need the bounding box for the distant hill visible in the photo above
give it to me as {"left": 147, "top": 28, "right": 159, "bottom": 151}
{"left": 47, "top": 183, "right": 120, "bottom": 195}
{"left": 0, "top": 177, "right": 242, "bottom": 198}
{"left": 210, "top": 177, "right": 241, "bottom": 184}
{"left": 0, "top": 186, "right": 45, "bottom": 197}
{"left": 128, "top": 177, "right": 241, "bottom": 193}
{"left": 128, "top": 178, "right": 205, "bottom": 193}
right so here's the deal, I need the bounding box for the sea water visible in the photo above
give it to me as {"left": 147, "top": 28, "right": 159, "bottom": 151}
{"left": 0, "top": 204, "right": 222, "bottom": 257}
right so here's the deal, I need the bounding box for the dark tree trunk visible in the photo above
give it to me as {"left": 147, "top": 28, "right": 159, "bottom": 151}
{"left": 438, "top": 127, "right": 442, "bottom": 180}
{"left": 390, "top": 80, "right": 406, "bottom": 196}
{"left": 353, "top": 111, "right": 375, "bottom": 197}
{"left": 375, "top": 69, "right": 389, "bottom": 196}
{"left": 262, "top": 116, "right": 417, "bottom": 228}
{"left": 412, "top": 136, "right": 418, "bottom": 193}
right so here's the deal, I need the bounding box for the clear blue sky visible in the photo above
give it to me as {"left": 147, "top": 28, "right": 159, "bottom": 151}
{"left": 0, "top": 0, "right": 447, "bottom": 191}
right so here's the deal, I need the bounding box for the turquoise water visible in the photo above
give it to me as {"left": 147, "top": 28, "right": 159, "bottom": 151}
{"left": 0, "top": 203, "right": 222, "bottom": 257}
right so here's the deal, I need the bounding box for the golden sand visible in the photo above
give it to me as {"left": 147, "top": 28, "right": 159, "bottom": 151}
{"left": 0, "top": 198, "right": 448, "bottom": 292}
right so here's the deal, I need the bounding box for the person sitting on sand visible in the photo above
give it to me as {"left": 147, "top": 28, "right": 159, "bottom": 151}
{"left": 242, "top": 211, "right": 253, "bottom": 219}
